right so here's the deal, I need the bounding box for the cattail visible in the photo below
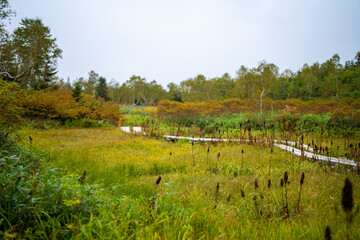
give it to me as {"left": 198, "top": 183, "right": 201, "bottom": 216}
{"left": 241, "top": 189, "right": 245, "bottom": 198}
{"left": 241, "top": 149, "right": 244, "bottom": 154}
{"left": 300, "top": 172, "right": 305, "bottom": 186}
{"left": 268, "top": 179, "right": 271, "bottom": 188}
{"left": 79, "top": 170, "right": 86, "bottom": 184}
{"left": 301, "top": 135, "right": 304, "bottom": 143}
{"left": 271, "top": 148, "right": 273, "bottom": 154}
{"left": 227, "top": 194, "right": 231, "bottom": 202}
{"left": 156, "top": 176, "right": 162, "bottom": 185}
{"left": 217, "top": 152, "right": 220, "bottom": 159}
{"left": 255, "top": 178, "right": 259, "bottom": 190}
{"left": 170, "top": 152, "right": 172, "bottom": 156}
{"left": 284, "top": 172, "right": 288, "bottom": 184}
{"left": 297, "top": 172, "right": 305, "bottom": 214}
{"left": 206, "top": 146, "right": 210, "bottom": 165}
{"left": 214, "top": 182, "right": 220, "bottom": 208}
{"left": 281, "top": 178, "right": 284, "bottom": 187}
{"left": 342, "top": 178, "right": 353, "bottom": 213}
{"left": 324, "top": 226, "right": 331, "bottom": 240}
{"left": 29, "top": 136, "right": 33, "bottom": 142}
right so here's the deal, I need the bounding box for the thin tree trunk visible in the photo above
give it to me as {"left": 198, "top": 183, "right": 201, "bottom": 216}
{"left": 260, "top": 87, "right": 265, "bottom": 116}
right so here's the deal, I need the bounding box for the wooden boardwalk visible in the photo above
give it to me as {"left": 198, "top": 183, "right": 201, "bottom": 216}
{"left": 120, "top": 127, "right": 358, "bottom": 167}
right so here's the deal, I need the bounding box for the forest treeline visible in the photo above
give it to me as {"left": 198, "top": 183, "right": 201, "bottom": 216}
{"left": 59, "top": 52, "right": 360, "bottom": 105}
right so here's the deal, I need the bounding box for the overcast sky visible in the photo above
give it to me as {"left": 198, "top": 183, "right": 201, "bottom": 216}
{"left": 8, "top": 0, "right": 360, "bottom": 88}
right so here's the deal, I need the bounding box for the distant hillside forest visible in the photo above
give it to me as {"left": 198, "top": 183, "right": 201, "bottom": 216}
{"left": 61, "top": 52, "right": 360, "bottom": 104}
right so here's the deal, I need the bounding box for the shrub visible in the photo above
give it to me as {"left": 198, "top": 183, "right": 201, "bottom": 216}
{"left": 0, "top": 80, "right": 27, "bottom": 130}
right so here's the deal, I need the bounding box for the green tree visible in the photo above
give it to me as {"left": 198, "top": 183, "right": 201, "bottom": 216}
{"left": 145, "top": 80, "right": 167, "bottom": 104}
{"left": 83, "top": 70, "right": 99, "bottom": 95}
{"left": 72, "top": 80, "right": 83, "bottom": 102}
{"left": 9, "top": 18, "right": 62, "bottom": 89}
{"left": 180, "top": 74, "right": 207, "bottom": 102}
{"left": 0, "top": 0, "right": 14, "bottom": 35}
{"left": 126, "top": 75, "right": 146, "bottom": 105}
{"left": 95, "top": 76, "right": 110, "bottom": 101}
{"left": 167, "top": 82, "right": 182, "bottom": 102}
{"left": 255, "top": 61, "right": 279, "bottom": 115}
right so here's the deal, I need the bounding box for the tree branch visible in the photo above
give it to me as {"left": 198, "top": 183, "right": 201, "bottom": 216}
{"left": 0, "top": 70, "right": 24, "bottom": 79}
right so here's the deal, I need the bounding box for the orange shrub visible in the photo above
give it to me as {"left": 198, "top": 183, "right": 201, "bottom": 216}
{"left": 0, "top": 80, "right": 28, "bottom": 129}
{"left": 24, "top": 88, "right": 121, "bottom": 125}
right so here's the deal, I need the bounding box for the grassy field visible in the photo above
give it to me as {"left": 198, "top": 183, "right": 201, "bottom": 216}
{"left": 16, "top": 127, "right": 360, "bottom": 239}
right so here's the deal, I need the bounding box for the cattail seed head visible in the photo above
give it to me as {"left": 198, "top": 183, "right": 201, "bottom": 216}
{"left": 342, "top": 178, "right": 353, "bottom": 213}
{"left": 218, "top": 152, "right": 220, "bottom": 158}
{"left": 255, "top": 178, "right": 259, "bottom": 190}
{"left": 29, "top": 136, "right": 32, "bottom": 142}
{"left": 260, "top": 193, "right": 264, "bottom": 199}
{"left": 241, "top": 149, "right": 244, "bottom": 154}
{"left": 284, "top": 171, "right": 288, "bottom": 184}
{"left": 207, "top": 147, "right": 210, "bottom": 153}
{"left": 324, "top": 226, "right": 331, "bottom": 240}
{"left": 227, "top": 194, "right": 231, "bottom": 202}
{"left": 281, "top": 178, "right": 284, "bottom": 187}
{"left": 170, "top": 152, "right": 172, "bottom": 156}
{"left": 156, "top": 176, "right": 162, "bottom": 185}
{"left": 79, "top": 170, "right": 86, "bottom": 184}
{"left": 268, "top": 179, "right": 271, "bottom": 188}
{"left": 271, "top": 148, "right": 273, "bottom": 154}
{"left": 241, "top": 189, "right": 245, "bottom": 198}
{"left": 300, "top": 172, "right": 305, "bottom": 186}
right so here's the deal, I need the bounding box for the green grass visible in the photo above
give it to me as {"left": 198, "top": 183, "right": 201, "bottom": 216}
{"left": 10, "top": 127, "right": 359, "bottom": 239}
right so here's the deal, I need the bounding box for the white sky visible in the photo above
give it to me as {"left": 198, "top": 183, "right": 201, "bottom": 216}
{"left": 8, "top": 0, "right": 360, "bottom": 88}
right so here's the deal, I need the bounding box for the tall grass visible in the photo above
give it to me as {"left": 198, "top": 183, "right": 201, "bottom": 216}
{"left": 6, "top": 128, "right": 359, "bottom": 239}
